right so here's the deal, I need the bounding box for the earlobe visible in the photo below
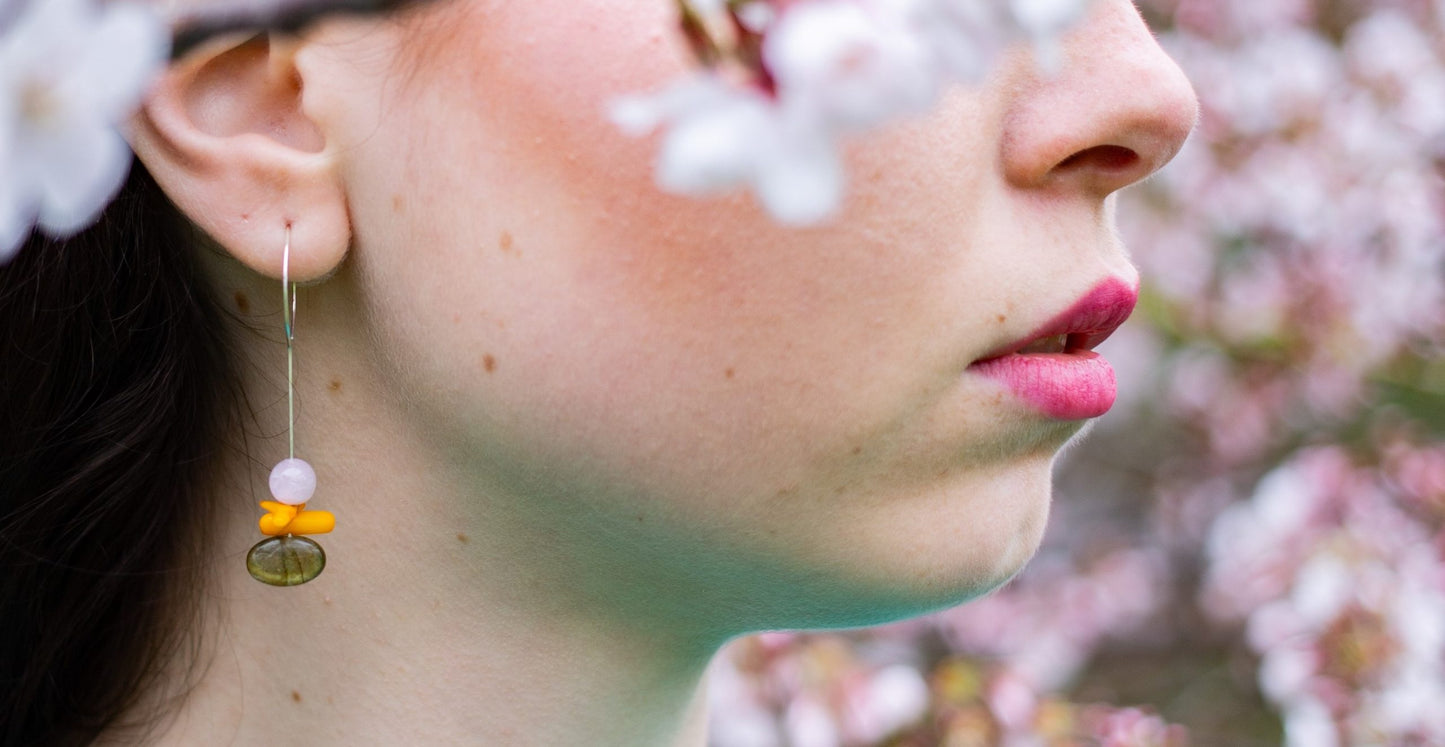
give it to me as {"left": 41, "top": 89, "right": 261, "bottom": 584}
{"left": 128, "top": 32, "right": 350, "bottom": 282}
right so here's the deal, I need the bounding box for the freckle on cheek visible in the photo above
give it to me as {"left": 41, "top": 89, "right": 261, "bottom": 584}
{"left": 291, "top": 690, "right": 302, "bottom": 703}
{"left": 996, "top": 314, "right": 1007, "bottom": 324}
{"left": 234, "top": 291, "right": 250, "bottom": 314}
{"left": 724, "top": 367, "right": 735, "bottom": 379}
{"left": 499, "top": 231, "right": 515, "bottom": 254}
{"left": 328, "top": 379, "right": 342, "bottom": 393}
{"left": 456, "top": 532, "right": 469, "bottom": 543}
{"left": 483, "top": 354, "right": 497, "bottom": 373}
{"left": 392, "top": 194, "right": 405, "bottom": 213}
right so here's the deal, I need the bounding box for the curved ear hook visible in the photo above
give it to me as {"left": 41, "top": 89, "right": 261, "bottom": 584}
{"left": 283, "top": 224, "right": 296, "bottom": 345}
{"left": 282, "top": 225, "right": 298, "bottom": 460}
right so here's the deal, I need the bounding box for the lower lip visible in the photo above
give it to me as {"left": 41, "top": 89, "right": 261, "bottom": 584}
{"left": 969, "top": 351, "right": 1117, "bottom": 420}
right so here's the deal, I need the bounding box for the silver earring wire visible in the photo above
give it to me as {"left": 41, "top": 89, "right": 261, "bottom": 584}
{"left": 283, "top": 226, "right": 297, "bottom": 462}
{"left": 245, "top": 229, "right": 331, "bottom": 586}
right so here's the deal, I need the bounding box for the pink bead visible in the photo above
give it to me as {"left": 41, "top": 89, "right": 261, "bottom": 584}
{"left": 269, "top": 458, "right": 316, "bottom": 506}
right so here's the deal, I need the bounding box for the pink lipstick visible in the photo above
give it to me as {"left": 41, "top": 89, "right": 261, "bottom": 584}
{"left": 968, "top": 278, "right": 1139, "bottom": 420}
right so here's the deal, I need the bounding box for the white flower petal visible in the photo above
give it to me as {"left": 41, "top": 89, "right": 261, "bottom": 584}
{"left": 1291, "top": 554, "right": 1353, "bottom": 626}
{"left": 657, "top": 95, "right": 774, "bottom": 195}
{"left": 1, "top": 0, "right": 88, "bottom": 73}
{"left": 1258, "top": 644, "right": 1317, "bottom": 704}
{"left": 1283, "top": 698, "right": 1339, "bottom": 747}
{"left": 610, "top": 75, "right": 736, "bottom": 137}
{"left": 0, "top": 193, "right": 29, "bottom": 264}
{"left": 911, "top": 4, "right": 1006, "bottom": 81}
{"left": 612, "top": 84, "right": 705, "bottom": 138}
{"left": 609, "top": 95, "right": 668, "bottom": 137}
{"left": 59, "top": 2, "right": 169, "bottom": 121}
{"left": 784, "top": 696, "right": 839, "bottom": 747}
{"left": 0, "top": 98, "right": 39, "bottom": 258}
{"left": 1010, "top": 0, "right": 1090, "bottom": 74}
{"left": 0, "top": 0, "right": 163, "bottom": 243}
{"left": 0, "top": 90, "right": 15, "bottom": 163}
{"left": 610, "top": 0, "right": 1094, "bottom": 225}
{"left": 856, "top": 665, "right": 929, "bottom": 739}
{"left": 765, "top": 0, "right": 941, "bottom": 130}
{"left": 754, "top": 133, "right": 844, "bottom": 225}
{"left": 734, "top": 2, "right": 776, "bottom": 33}
{"left": 32, "top": 124, "right": 130, "bottom": 237}
{"left": 1010, "top": 0, "right": 1089, "bottom": 36}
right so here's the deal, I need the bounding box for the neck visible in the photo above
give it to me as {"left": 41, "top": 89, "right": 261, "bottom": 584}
{"left": 156, "top": 560, "right": 713, "bottom": 745}
{"left": 140, "top": 268, "right": 718, "bottom": 746}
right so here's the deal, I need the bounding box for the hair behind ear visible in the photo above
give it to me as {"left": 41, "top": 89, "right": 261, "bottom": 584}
{"left": 0, "top": 160, "right": 241, "bottom": 745}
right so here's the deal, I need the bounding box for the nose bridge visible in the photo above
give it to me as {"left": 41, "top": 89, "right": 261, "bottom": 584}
{"left": 998, "top": 0, "right": 1199, "bottom": 194}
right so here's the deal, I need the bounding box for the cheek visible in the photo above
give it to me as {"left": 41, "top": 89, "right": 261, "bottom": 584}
{"left": 322, "top": 4, "right": 1082, "bottom": 625}
{"left": 347, "top": 4, "right": 1034, "bottom": 508}
{"left": 424, "top": 5, "right": 1002, "bottom": 362}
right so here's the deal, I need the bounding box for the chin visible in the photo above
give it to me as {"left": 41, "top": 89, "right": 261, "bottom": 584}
{"left": 729, "top": 456, "right": 1057, "bottom": 633}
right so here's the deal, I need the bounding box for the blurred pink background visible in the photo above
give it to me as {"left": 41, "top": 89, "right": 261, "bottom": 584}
{"left": 707, "top": 1, "right": 1445, "bottom": 744}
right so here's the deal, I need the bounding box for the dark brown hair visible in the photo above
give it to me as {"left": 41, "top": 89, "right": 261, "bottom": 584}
{"left": 0, "top": 5, "right": 471, "bottom": 743}
{"left": 0, "top": 161, "right": 240, "bottom": 745}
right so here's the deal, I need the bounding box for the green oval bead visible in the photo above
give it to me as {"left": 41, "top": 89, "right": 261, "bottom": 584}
{"left": 246, "top": 535, "right": 326, "bottom": 586}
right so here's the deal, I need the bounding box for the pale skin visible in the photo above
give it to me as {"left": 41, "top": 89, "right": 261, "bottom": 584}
{"left": 120, "top": 0, "right": 1197, "bottom": 744}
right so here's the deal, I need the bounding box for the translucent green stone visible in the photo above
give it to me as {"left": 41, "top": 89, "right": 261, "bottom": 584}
{"left": 246, "top": 535, "right": 326, "bottom": 586}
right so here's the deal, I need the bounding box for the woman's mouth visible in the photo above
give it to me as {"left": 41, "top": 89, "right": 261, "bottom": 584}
{"left": 968, "top": 278, "right": 1139, "bottom": 420}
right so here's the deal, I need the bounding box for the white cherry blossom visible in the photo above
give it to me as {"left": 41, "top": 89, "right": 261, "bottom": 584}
{"left": 612, "top": 74, "right": 846, "bottom": 224}
{"left": 654, "top": 82, "right": 781, "bottom": 195}
{"left": 614, "top": 0, "right": 1093, "bottom": 225}
{"left": 904, "top": 0, "right": 1010, "bottom": 79}
{"left": 763, "top": 0, "right": 940, "bottom": 130}
{"left": 0, "top": 0, "right": 168, "bottom": 262}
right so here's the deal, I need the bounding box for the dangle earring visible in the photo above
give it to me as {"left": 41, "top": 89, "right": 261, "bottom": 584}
{"left": 246, "top": 227, "right": 336, "bottom": 586}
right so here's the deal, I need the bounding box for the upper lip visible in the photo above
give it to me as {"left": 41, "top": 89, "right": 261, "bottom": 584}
{"left": 975, "top": 277, "right": 1140, "bottom": 361}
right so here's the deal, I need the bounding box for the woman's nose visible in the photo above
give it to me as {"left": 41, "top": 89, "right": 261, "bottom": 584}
{"left": 999, "top": 0, "right": 1199, "bottom": 197}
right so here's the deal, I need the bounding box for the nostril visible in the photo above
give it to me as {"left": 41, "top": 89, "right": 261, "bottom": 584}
{"left": 1055, "top": 145, "right": 1140, "bottom": 174}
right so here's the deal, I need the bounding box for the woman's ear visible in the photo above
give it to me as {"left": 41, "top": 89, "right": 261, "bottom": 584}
{"left": 128, "top": 32, "right": 349, "bottom": 282}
